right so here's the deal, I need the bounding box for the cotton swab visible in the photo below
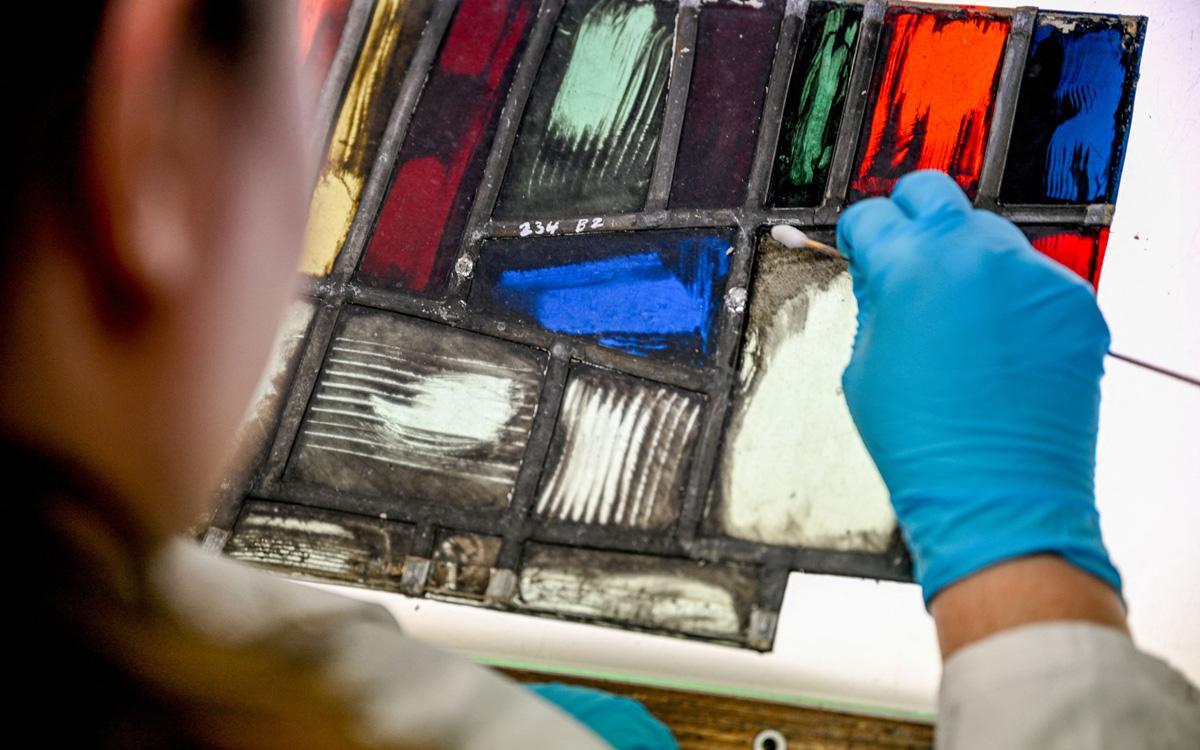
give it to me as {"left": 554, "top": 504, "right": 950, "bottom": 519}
{"left": 769, "top": 225, "right": 844, "bottom": 259}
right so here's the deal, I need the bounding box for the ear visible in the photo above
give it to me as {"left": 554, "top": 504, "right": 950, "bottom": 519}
{"left": 82, "top": 0, "right": 202, "bottom": 327}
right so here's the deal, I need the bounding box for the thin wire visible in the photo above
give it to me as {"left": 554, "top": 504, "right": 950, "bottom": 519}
{"left": 1108, "top": 351, "right": 1200, "bottom": 388}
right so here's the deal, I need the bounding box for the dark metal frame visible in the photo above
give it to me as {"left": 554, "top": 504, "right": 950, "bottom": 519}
{"left": 204, "top": 0, "right": 1148, "bottom": 650}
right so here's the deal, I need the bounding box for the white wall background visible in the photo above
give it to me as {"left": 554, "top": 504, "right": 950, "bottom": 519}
{"left": 298, "top": 0, "right": 1200, "bottom": 719}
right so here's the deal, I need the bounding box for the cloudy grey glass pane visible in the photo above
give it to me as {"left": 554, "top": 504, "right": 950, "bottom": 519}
{"left": 516, "top": 543, "right": 757, "bottom": 643}
{"left": 712, "top": 232, "right": 897, "bottom": 551}
{"left": 428, "top": 531, "right": 503, "bottom": 600}
{"left": 225, "top": 499, "right": 415, "bottom": 588}
{"left": 286, "top": 308, "right": 546, "bottom": 510}
{"left": 535, "top": 366, "right": 703, "bottom": 529}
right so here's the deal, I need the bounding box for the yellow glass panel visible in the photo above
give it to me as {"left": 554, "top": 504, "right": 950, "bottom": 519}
{"left": 301, "top": 0, "right": 415, "bottom": 276}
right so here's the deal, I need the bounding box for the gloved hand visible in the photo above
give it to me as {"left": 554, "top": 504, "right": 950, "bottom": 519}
{"left": 836, "top": 170, "right": 1121, "bottom": 605}
{"left": 525, "top": 682, "right": 678, "bottom": 750}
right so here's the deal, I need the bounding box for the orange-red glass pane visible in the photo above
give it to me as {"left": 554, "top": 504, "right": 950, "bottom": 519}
{"left": 850, "top": 10, "right": 1010, "bottom": 200}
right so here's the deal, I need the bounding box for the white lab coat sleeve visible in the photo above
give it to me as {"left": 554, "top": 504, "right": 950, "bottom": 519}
{"left": 937, "top": 621, "right": 1200, "bottom": 749}
{"left": 147, "top": 534, "right": 613, "bottom": 750}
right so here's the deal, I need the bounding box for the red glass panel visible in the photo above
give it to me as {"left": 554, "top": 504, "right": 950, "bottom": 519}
{"left": 358, "top": 0, "right": 537, "bottom": 293}
{"left": 1025, "top": 227, "right": 1111, "bottom": 289}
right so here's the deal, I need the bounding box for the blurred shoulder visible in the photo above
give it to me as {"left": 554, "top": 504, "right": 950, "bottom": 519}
{"left": 147, "top": 534, "right": 613, "bottom": 749}
{"left": 146, "top": 533, "right": 400, "bottom": 645}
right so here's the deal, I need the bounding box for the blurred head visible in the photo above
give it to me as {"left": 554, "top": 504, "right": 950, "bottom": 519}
{"left": 6, "top": 5, "right": 401, "bottom": 747}
{"left": 2, "top": 0, "right": 311, "bottom": 544}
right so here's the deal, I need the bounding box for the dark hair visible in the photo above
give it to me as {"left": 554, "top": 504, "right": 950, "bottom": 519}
{"left": 7, "top": 5, "right": 410, "bottom": 747}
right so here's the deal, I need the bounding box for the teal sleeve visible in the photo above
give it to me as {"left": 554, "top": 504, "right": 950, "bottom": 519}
{"left": 525, "top": 682, "right": 679, "bottom": 750}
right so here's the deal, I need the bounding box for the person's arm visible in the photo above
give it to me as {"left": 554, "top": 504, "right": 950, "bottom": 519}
{"left": 930, "top": 554, "right": 1126, "bottom": 658}
{"left": 829, "top": 170, "right": 1200, "bottom": 747}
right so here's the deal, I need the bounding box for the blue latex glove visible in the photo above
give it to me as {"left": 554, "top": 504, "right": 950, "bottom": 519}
{"left": 525, "top": 682, "right": 678, "bottom": 750}
{"left": 836, "top": 170, "right": 1121, "bottom": 604}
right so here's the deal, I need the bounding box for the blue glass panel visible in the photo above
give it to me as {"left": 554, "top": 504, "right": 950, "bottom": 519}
{"left": 471, "top": 230, "right": 734, "bottom": 365}
{"left": 1001, "top": 15, "right": 1143, "bottom": 204}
